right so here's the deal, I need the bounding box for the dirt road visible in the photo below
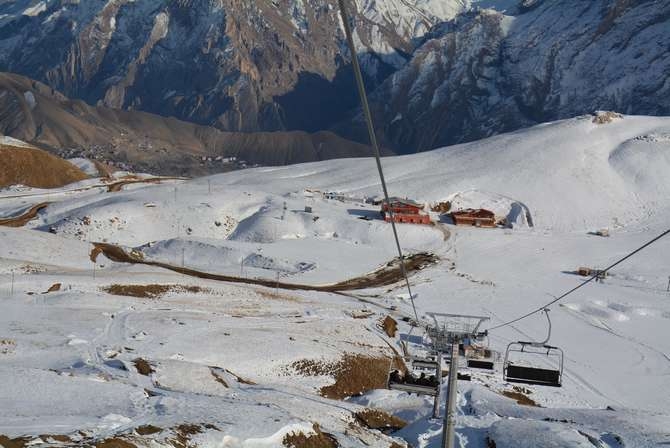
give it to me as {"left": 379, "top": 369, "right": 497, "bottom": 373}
{"left": 91, "top": 243, "right": 438, "bottom": 292}
{"left": 0, "top": 202, "right": 49, "bottom": 227}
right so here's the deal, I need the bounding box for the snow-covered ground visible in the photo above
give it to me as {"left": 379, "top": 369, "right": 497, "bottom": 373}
{"left": 1, "top": 114, "right": 669, "bottom": 447}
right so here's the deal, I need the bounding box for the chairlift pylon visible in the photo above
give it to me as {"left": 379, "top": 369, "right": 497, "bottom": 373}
{"left": 503, "top": 308, "right": 564, "bottom": 387}
{"left": 387, "top": 317, "right": 445, "bottom": 418}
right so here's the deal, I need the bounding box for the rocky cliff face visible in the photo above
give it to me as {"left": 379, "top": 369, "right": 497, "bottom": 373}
{"left": 0, "top": 0, "right": 667, "bottom": 157}
{"left": 0, "top": 0, "right": 459, "bottom": 134}
{"left": 363, "top": 0, "right": 670, "bottom": 152}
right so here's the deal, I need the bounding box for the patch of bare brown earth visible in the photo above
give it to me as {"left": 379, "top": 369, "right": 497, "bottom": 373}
{"left": 320, "top": 354, "right": 390, "bottom": 400}
{"left": 0, "top": 202, "right": 50, "bottom": 227}
{"left": 501, "top": 386, "right": 540, "bottom": 407}
{"left": 103, "top": 284, "right": 205, "bottom": 299}
{"left": 283, "top": 424, "right": 338, "bottom": 448}
{"left": 95, "top": 438, "right": 137, "bottom": 448}
{"left": 132, "top": 358, "right": 155, "bottom": 376}
{"left": 592, "top": 111, "right": 623, "bottom": 124}
{"left": 0, "top": 435, "right": 30, "bottom": 448}
{"left": 0, "top": 143, "right": 87, "bottom": 188}
{"left": 355, "top": 409, "right": 407, "bottom": 431}
{"left": 381, "top": 316, "right": 398, "bottom": 338}
{"left": 168, "top": 424, "right": 203, "bottom": 448}
{"left": 44, "top": 283, "right": 61, "bottom": 293}
{"left": 134, "top": 425, "right": 162, "bottom": 436}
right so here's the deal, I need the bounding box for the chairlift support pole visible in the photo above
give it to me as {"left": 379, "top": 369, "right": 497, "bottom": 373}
{"left": 432, "top": 351, "right": 442, "bottom": 419}
{"left": 442, "top": 340, "right": 460, "bottom": 448}
{"left": 424, "top": 313, "right": 489, "bottom": 448}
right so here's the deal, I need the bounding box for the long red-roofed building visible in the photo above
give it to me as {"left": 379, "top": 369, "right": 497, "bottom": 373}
{"left": 381, "top": 197, "right": 431, "bottom": 225}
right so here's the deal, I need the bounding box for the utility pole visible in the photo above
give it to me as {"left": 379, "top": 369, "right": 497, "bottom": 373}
{"left": 441, "top": 340, "right": 460, "bottom": 448}
{"left": 666, "top": 276, "right": 669, "bottom": 292}
{"left": 208, "top": 179, "right": 211, "bottom": 195}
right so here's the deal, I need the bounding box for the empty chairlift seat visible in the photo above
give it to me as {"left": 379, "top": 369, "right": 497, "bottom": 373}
{"left": 505, "top": 363, "right": 561, "bottom": 386}
{"left": 503, "top": 341, "right": 564, "bottom": 387}
{"left": 467, "top": 359, "right": 495, "bottom": 370}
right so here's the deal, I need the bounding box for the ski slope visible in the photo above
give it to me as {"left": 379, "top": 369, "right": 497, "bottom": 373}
{"left": 1, "top": 114, "right": 669, "bottom": 447}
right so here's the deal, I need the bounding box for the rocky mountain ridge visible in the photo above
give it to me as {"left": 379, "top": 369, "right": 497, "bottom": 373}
{"left": 0, "top": 0, "right": 461, "bottom": 135}
{"left": 356, "top": 0, "right": 670, "bottom": 152}
{"left": 0, "top": 0, "right": 668, "bottom": 159}
{"left": 0, "top": 72, "right": 377, "bottom": 175}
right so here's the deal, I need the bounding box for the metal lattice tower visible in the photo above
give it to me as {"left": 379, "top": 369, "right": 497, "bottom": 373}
{"left": 424, "top": 313, "right": 489, "bottom": 448}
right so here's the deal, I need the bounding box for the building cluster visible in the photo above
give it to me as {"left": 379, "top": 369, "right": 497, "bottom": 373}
{"left": 316, "top": 187, "right": 499, "bottom": 229}
{"left": 380, "top": 197, "right": 497, "bottom": 228}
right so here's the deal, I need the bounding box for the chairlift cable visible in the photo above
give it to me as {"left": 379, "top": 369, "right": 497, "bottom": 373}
{"left": 337, "top": 0, "right": 418, "bottom": 322}
{"left": 487, "top": 228, "right": 670, "bottom": 332}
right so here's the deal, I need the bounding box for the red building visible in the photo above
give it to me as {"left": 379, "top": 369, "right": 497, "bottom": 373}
{"left": 381, "top": 198, "right": 431, "bottom": 225}
{"left": 450, "top": 209, "right": 496, "bottom": 228}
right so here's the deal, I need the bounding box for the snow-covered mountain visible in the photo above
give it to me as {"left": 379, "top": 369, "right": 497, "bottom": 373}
{"left": 1, "top": 114, "right": 669, "bottom": 446}
{"left": 1, "top": 0, "right": 667, "bottom": 157}
{"left": 0, "top": 0, "right": 461, "bottom": 134}
{"left": 361, "top": 0, "right": 670, "bottom": 152}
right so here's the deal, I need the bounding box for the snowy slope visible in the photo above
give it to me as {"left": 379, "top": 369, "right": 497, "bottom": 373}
{"left": 219, "top": 114, "right": 670, "bottom": 232}
{"left": 1, "top": 115, "right": 669, "bottom": 446}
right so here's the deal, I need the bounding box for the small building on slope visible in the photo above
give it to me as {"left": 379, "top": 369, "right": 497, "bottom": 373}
{"left": 381, "top": 197, "right": 431, "bottom": 225}
{"left": 450, "top": 209, "right": 496, "bottom": 228}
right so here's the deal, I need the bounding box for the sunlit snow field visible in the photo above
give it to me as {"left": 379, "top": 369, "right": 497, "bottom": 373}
{"left": 1, "top": 115, "right": 669, "bottom": 447}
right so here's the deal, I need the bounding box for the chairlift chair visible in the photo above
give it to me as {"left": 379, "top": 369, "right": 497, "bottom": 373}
{"left": 503, "top": 342, "right": 563, "bottom": 387}
{"left": 387, "top": 353, "right": 441, "bottom": 397}
{"left": 465, "top": 332, "right": 497, "bottom": 370}
{"left": 502, "top": 309, "right": 564, "bottom": 387}
{"left": 466, "top": 334, "right": 496, "bottom": 371}
{"left": 406, "top": 354, "right": 439, "bottom": 371}
{"left": 389, "top": 324, "right": 442, "bottom": 397}
{"left": 468, "top": 359, "right": 495, "bottom": 370}
{"left": 387, "top": 371, "right": 441, "bottom": 396}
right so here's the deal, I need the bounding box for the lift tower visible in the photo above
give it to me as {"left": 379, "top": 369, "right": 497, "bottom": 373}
{"left": 426, "top": 313, "right": 489, "bottom": 448}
